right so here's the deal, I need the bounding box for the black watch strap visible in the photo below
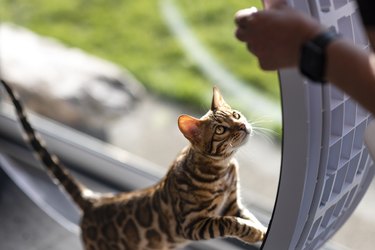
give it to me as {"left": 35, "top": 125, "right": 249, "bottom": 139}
{"left": 299, "top": 30, "right": 340, "bottom": 83}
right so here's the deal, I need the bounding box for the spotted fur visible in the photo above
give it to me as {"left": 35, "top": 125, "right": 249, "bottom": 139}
{"left": 1, "top": 80, "right": 266, "bottom": 250}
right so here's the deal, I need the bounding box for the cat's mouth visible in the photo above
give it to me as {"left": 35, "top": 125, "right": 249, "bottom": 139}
{"left": 241, "top": 125, "right": 253, "bottom": 143}
{"left": 240, "top": 133, "right": 250, "bottom": 145}
{"left": 232, "top": 130, "right": 251, "bottom": 149}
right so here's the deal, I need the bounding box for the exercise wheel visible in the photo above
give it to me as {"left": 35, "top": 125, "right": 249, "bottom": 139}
{"left": 262, "top": 1, "right": 374, "bottom": 249}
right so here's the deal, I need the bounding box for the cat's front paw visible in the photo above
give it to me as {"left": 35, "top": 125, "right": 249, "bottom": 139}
{"left": 245, "top": 227, "right": 266, "bottom": 243}
{"left": 238, "top": 218, "right": 267, "bottom": 243}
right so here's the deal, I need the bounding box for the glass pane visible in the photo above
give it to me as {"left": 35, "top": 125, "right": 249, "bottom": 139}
{"left": 0, "top": 1, "right": 281, "bottom": 249}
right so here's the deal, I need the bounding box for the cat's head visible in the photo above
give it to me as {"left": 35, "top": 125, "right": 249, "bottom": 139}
{"left": 178, "top": 87, "right": 252, "bottom": 159}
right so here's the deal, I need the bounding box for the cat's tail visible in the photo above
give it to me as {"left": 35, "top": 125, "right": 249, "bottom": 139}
{"left": 1, "top": 80, "right": 93, "bottom": 211}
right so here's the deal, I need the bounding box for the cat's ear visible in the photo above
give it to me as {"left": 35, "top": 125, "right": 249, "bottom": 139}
{"left": 178, "top": 115, "right": 202, "bottom": 142}
{"left": 211, "top": 86, "right": 230, "bottom": 111}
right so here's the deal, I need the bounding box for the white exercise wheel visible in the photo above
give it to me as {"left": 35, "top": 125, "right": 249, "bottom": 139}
{"left": 0, "top": 1, "right": 374, "bottom": 249}
{"left": 262, "top": 1, "right": 375, "bottom": 249}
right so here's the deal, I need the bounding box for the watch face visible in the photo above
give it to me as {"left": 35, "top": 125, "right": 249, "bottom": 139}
{"left": 300, "top": 42, "right": 325, "bottom": 82}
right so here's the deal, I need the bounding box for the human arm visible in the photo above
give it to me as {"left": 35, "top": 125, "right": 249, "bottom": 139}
{"left": 234, "top": 5, "right": 375, "bottom": 115}
{"left": 325, "top": 39, "right": 375, "bottom": 115}
{"left": 357, "top": 0, "right": 375, "bottom": 48}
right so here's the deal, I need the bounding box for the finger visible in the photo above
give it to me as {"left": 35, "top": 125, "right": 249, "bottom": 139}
{"left": 263, "top": 0, "right": 287, "bottom": 10}
{"left": 235, "top": 28, "right": 252, "bottom": 42}
{"left": 259, "top": 59, "right": 277, "bottom": 71}
{"left": 246, "top": 43, "right": 266, "bottom": 60}
{"left": 246, "top": 43, "right": 256, "bottom": 55}
{"left": 234, "top": 7, "right": 258, "bottom": 28}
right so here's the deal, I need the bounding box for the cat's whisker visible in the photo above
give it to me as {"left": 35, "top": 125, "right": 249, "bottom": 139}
{"left": 254, "top": 132, "right": 274, "bottom": 145}
{"left": 252, "top": 126, "right": 279, "bottom": 136}
{"left": 251, "top": 127, "right": 278, "bottom": 145}
{"left": 237, "top": 147, "right": 258, "bottom": 167}
{"left": 238, "top": 146, "right": 252, "bottom": 158}
{"left": 248, "top": 115, "right": 274, "bottom": 127}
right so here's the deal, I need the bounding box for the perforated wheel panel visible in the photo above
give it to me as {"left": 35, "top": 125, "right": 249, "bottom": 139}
{"left": 262, "top": 1, "right": 374, "bottom": 250}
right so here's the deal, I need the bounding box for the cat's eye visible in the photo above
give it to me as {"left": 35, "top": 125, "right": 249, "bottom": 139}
{"left": 233, "top": 111, "right": 241, "bottom": 119}
{"left": 215, "top": 125, "right": 226, "bottom": 135}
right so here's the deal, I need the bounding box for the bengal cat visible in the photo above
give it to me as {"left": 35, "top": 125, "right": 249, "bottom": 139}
{"left": 1, "top": 80, "right": 267, "bottom": 250}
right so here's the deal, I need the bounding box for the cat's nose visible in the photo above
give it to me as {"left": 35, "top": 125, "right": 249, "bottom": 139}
{"left": 238, "top": 124, "right": 250, "bottom": 133}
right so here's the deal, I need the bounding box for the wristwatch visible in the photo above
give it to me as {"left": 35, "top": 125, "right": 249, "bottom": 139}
{"left": 299, "top": 30, "right": 340, "bottom": 83}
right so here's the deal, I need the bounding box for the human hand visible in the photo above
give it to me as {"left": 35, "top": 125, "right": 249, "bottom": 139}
{"left": 234, "top": 4, "right": 325, "bottom": 70}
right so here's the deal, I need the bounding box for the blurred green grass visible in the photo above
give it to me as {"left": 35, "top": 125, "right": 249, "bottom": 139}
{"left": 1, "top": 0, "right": 211, "bottom": 106}
{"left": 1, "top": 0, "right": 280, "bottom": 133}
{"left": 176, "top": 0, "right": 280, "bottom": 99}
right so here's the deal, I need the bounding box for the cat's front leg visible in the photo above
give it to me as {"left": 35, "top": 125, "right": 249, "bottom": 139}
{"left": 183, "top": 216, "right": 265, "bottom": 244}
{"left": 223, "top": 196, "right": 267, "bottom": 233}
{"left": 235, "top": 206, "right": 267, "bottom": 232}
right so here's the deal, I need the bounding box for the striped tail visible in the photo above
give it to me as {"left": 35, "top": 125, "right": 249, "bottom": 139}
{"left": 1, "top": 80, "right": 93, "bottom": 211}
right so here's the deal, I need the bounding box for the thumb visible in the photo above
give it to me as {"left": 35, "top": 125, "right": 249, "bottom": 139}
{"left": 234, "top": 7, "right": 258, "bottom": 27}
{"left": 263, "top": 0, "right": 288, "bottom": 10}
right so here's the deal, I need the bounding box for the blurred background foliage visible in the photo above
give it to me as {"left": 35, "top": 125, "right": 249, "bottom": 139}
{"left": 1, "top": 0, "right": 280, "bottom": 132}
